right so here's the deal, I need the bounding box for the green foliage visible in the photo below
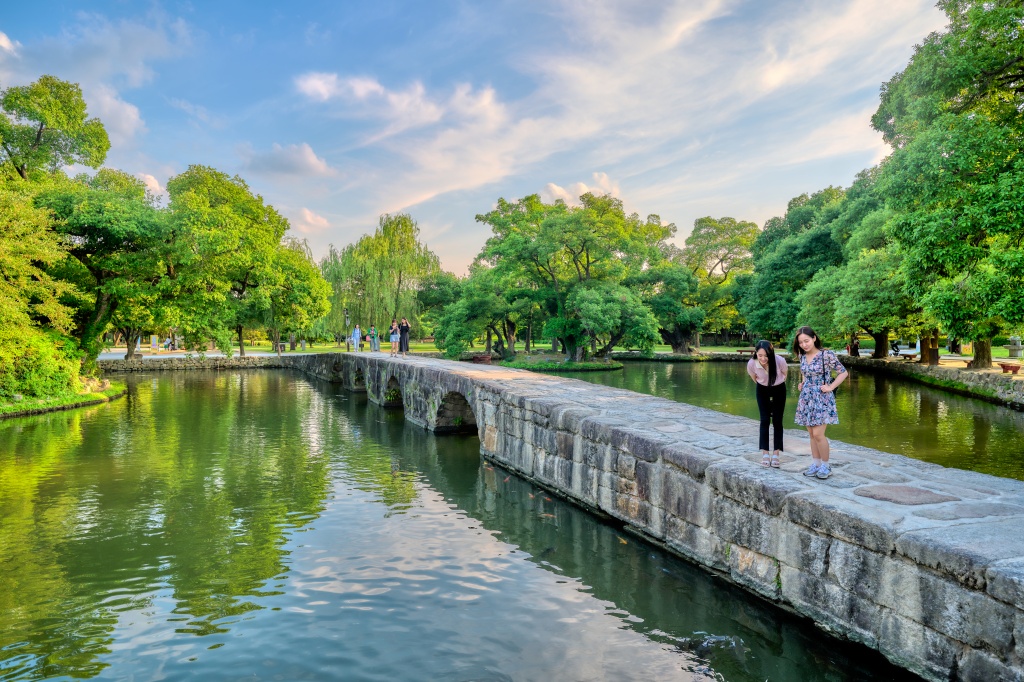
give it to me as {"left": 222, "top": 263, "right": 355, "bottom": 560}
{"left": 0, "top": 328, "right": 80, "bottom": 399}
{"left": 874, "top": 0, "right": 1024, "bottom": 346}
{"left": 321, "top": 213, "right": 439, "bottom": 340}
{"left": 0, "top": 75, "right": 109, "bottom": 180}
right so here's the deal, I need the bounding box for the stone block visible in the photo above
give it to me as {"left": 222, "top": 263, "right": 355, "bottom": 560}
{"left": 728, "top": 545, "right": 780, "bottom": 600}
{"left": 896, "top": 518, "right": 1024, "bottom": 589}
{"left": 709, "top": 495, "right": 781, "bottom": 558}
{"left": 580, "top": 416, "right": 628, "bottom": 443}
{"left": 556, "top": 431, "right": 574, "bottom": 460}
{"left": 661, "top": 468, "right": 712, "bottom": 527}
{"left": 635, "top": 460, "right": 662, "bottom": 502}
{"left": 955, "top": 649, "right": 1023, "bottom": 682}
{"left": 659, "top": 441, "right": 723, "bottom": 480}
{"left": 779, "top": 564, "right": 880, "bottom": 648}
{"left": 608, "top": 428, "right": 665, "bottom": 463}
{"left": 705, "top": 458, "right": 809, "bottom": 515}
{"left": 785, "top": 490, "right": 905, "bottom": 553}
{"left": 664, "top": 516, "right": 727, "bottom": 571}
{"left": 777, "top": 525, "right": 831, "bottom": 578}
{"left": 876, "top": 610, "right": 960, "bottom": 682}
{"left": 615, "top": 453, "right": 637, "bottom": 480}
{"left": 987, "top": 558, "right": 1024, "bottom": 606}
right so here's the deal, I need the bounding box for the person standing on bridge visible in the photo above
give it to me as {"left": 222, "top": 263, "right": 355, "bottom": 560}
{"left": 793, "top": 326, "right": 848, "bottom": 480}
{"left": 747, "top": 340, "right": 788, "bottom": 468}
{"left": 389, "top": 319, "right": 400, "bottom": 357}
{"left": 351, "top": 324, "right": 362, "bottom": 352}
{"left": 398, "top": 317, "right": 411, "bottom": 357}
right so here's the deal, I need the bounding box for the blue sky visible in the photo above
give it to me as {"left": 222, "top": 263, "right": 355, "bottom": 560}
{"left": 0, "top": 1, "right": 946, "bottom": 272}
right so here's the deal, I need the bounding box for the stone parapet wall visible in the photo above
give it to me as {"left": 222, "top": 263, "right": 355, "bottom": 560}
{"left": 99, "top": 356, "right": 290, "bottom": 372}
{"left": 97, "top": 353, "right": 1024, "bottom": 681}
{"left": 842, "top": 355, "right": 1024, "bottom": 409}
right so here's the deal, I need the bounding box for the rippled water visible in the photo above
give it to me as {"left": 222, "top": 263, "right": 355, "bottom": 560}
{"left": 0, "top": 371, "right": 914, "bottom": 681}
{"left": 552, "top": 361, "right": 1024, "bottom": 481}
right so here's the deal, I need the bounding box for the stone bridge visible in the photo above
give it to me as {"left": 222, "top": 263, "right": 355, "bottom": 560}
{"left": 101, "top": 352, "right": 1024, "bottom": 682}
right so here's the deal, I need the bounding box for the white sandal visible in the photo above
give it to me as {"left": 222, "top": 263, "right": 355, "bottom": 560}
{"left": 760, "top": 451, "right": 771, "bottom": 467}
{"left": 771, "top": 451, "right": 782, "bottom": 468}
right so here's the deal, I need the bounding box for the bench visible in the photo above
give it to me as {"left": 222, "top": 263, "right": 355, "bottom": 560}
{"left": 899, "top": 353, "right": 918, "bottom": 361}
{"left": 998, "top": 363, "right": 1022, "bottom": 375}
{"left": 736, "top": 348, "right": 756, "bottom": 356}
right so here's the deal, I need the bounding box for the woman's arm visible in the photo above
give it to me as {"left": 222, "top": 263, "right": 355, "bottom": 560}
{"left": 746, "top": 358, "right": 759, "bottom": 383}
{"left": 777, "top": 356, "right": 788, "bottom": 383}
{"left": 821, "top": 351, "right": 849, "bottom": 393}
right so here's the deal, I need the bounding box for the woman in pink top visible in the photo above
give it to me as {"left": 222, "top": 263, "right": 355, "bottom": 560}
{"left": 746, "top": 340, "right": 788, "bottom": 467}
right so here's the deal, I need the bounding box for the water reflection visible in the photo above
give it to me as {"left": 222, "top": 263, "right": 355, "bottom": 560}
{"left": 0, "top": 371, "right": 916, "bottom": 681}
{"left": 552, "top": 361, "right": 1024, "bottom": 480}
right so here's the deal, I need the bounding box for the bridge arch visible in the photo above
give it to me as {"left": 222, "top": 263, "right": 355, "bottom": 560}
{"left": 381, "top": 375, "right": 404, "bottom": 409}
{"left": 433, "top": 390, "right": 477, "bottom": 434}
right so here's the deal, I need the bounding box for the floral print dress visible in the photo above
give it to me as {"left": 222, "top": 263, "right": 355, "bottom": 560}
{"left": 794, "top": 350, "right": 846, "bottom": 426}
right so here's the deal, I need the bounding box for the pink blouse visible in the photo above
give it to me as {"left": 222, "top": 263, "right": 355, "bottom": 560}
{"left": 747, "top": 355, "right": 788, "bottom": 387}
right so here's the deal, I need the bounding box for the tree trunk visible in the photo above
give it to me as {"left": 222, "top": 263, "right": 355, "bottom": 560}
{"left": 524, "top": 319, "right": 532, "bottom": 353}
{"left": 485, "top": 329, "right": 492, "bottom": 354}
{"left": 928, "top": 329, "right": 940, "bottom": 366}
{"left": 870, "top": 330, "right": 887, "bottom": 359}
{"left": 124, "top": 332, "right": 137, "bottom": 360}
{"left": 968, "top": 338, "right": 993, "bottom": 369}
{"left": 237, "top": 325, "right": 246, "bottom": 357}
{"left": 661, "top": 327, "right": 697, "bottom": 354}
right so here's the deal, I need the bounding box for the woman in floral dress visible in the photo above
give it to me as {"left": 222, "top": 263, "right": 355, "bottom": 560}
{"left": 792, "top": 326, "right": 849, "bottom": 479}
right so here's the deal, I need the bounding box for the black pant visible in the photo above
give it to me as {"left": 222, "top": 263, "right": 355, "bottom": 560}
{"left": 755, "top": 382, "right": 786, "bottom": 451}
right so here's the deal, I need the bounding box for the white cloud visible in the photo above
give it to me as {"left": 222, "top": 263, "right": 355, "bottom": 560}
{"left": 87, "top": 84, "right": 146, "bottom": 147}
{"left": 136, "top": 172, "right": 166, "bottom": 200}
{"left": 169, "top": 97, "right": 209, "bottom": 122}
{"left": 0, "top": 31, "right": 20, "bottom": 55}
{"left": 292, "top": 208, "right": 331, "bottom": 235}
{"left": 543, "top": 172, "right": 621, "bottom": 205}
{"left": 240, "top": 142, "right": 337, "bottom": 177}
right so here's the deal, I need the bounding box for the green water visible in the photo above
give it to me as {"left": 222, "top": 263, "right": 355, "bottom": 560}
{"left": 554, "top": 361, "right": 1024, "bottom": 480}
{"left": 0, "top": 370, "right": 916, "bottom": 681}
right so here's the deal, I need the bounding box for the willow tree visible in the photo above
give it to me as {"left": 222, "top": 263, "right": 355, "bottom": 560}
{"left": 321, "top": 213, "right": 439, "bottom": 337}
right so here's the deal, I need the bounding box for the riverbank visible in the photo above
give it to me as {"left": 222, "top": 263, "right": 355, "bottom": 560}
{"left": 0, "top": 381, "right": 127, "bottom": 420}
{"left": 611, "top": 351, "right": 1024, "bottom": 410}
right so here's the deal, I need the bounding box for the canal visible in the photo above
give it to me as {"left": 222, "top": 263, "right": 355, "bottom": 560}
{"left": 0, "top": 370, "right": 916, "bottom": 681}
{"left": 554, "top": 360, "right": 1024, "bottom": 481}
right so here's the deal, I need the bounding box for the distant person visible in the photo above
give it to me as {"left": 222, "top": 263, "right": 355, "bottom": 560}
{"left": 368, "top": 325, "right": 379, "bottom": 352}
{"left": 793, "top": 326, "right": 849, "bottom": 480}
{"left": 746, "top": 340, "right": 788, "bottom": 468}
{"left": 351, "top": 324, "right": 362, "bottom": 352}
{"left": 399, "top": 318, "right": 411, "bottom": 357}
{"left": 389, "top": 319, "right": 400, "bottom": 357}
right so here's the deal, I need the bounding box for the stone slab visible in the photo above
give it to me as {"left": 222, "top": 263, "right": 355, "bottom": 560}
{"left": 854, "top": 485, "right": 960, "bottom": 505}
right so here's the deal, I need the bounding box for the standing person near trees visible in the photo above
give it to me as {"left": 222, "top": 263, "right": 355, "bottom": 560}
{"left": 351, "top": 323, "right": 362, "bottom": 352}
{"left": 368, "top": 324, "right": 379, "bottom": 352}
{"left": 398, "top": 317, "right": 411, "bottom": 357}
{"left": 746, "top": 340, "right": 788, "bottom": 468}
{"left": 389, "top": 319, "right": 400, "bottom": 357}
{"left": 793, "top": 326, "right": 849, "bottom": 480}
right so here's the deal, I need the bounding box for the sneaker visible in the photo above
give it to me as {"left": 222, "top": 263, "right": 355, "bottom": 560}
{"left": 816, "top": 463, "right": 833, "bottom": 479}
{"left": 802, "top": 462, "right": 821, "bottom": 477}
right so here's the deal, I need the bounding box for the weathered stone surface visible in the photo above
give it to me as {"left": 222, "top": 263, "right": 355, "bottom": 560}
{"left": 896, "top": 519, "right": 1024, "bottom": 589}
{"left": 785, "top": 491, "right": 906, "bottom": 553}
{"left": 854, "top": 485, "right": 960, "bottom": 505}
{"left": 104, "top": 353, "right": 1024, "bottom": 682}
{"left": 704, "top": 458, "right": 810, "bottom": 515}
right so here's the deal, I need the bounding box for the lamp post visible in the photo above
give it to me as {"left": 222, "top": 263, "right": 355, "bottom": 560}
{"left": 344, "top": 308, "right": 350, "bottom": 351}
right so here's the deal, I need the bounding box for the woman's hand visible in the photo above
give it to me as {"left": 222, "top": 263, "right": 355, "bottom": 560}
{"left": 820, "top": 384, "right": 834, "bottom": 393}
{"left": 798, "top": 381, "right": 804, "bottom": 392}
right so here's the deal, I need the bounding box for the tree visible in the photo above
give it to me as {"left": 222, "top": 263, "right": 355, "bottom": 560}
{"left": 263, "top": 240, "right": 332, "bottom": 356}
{"left": 0, "top": 75, "right": 109, "bottom": 180}
{"left": 35, "top": 169, "right": 168, "bottom": 366}
{"left": 321, "top": 213, "right": 439, "bottom": 341}
{"left": 165, "top": 165, "right": 289, "bottom": 354}
{"left": 680, "top": 216, "right": 758, "bottom": 344}
{"left": 873, "top": 0, "right": 1024, "bottom": 368}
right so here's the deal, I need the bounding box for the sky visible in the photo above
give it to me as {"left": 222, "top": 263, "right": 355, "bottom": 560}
{"left": 0, "top": 1, "right": 947, "bottom": 273}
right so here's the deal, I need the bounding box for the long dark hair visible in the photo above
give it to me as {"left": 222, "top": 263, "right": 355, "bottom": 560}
{"left": 791, "top": 326, "right": 822, "bottom": 356}
{"left": 754, "top": 339, "right": 777, "bottom": 386}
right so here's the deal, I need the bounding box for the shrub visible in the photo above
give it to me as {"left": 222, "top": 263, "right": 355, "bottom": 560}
{"left": 0, "top": 329, "right": 81, "bottom": 399}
